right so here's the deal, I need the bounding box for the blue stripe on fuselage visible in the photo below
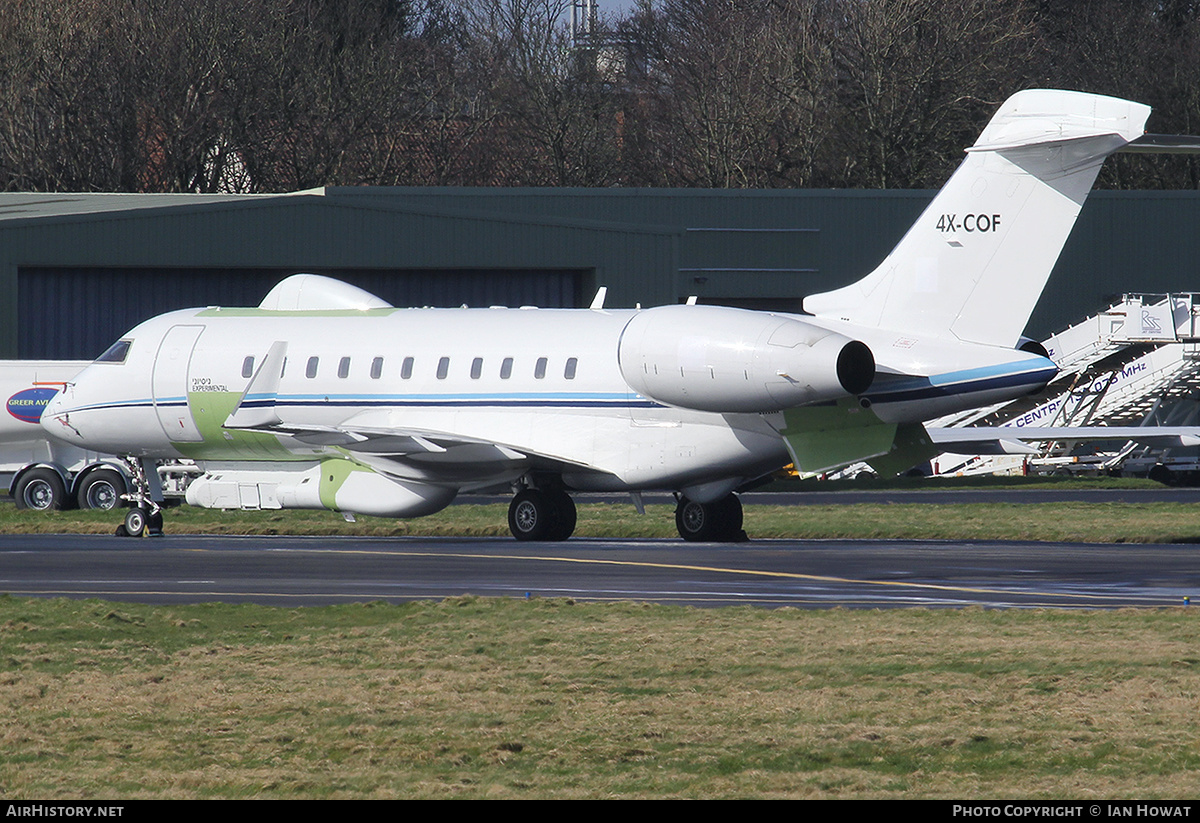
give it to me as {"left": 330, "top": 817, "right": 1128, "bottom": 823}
{"left": 864, "top": 359, "right": 1057, "bottom": 404}
{"left": 53, "top": 359, "right": 1056, "bottom": 417}
{"left": 56, "top": 392, "right": 663, "bottom": 415}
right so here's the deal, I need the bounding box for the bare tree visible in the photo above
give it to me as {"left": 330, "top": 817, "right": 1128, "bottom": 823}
{"left": 0, "top": 0, "right": 143, "bottom": 191}
{"left": 827, "top": 0, "right": 1039, "bottom": 188}
{"left": 228, "top": 0, "right": 410, "bottom": 190}
{"left": 623, "top": 0, "right": 837, "bottom": 188}
{"left": 1035, "top": 0, "right": 1200, "bottom": 189}
{"left": 3, "top": 0, "right": 1200, "bottom": 193}
{"left": 463, "top": 0, "right": 626, "bottom": 185}
{"left": 123, "top": 0, "right": 264, "bottom": 192}
{"left": 346, "top": 2, "right": 510, "bottom": 186}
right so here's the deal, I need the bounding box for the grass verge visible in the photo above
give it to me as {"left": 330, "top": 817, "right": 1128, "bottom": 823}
{"left": 2, "top": 596, "right": 1198, "bottom": 799}
{"left": 3, "top": 498, "right": 1200, "bottom": 542}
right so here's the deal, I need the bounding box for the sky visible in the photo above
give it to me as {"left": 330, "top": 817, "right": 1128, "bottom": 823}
{"left": 588, "top": 0, "right": 645, "bottom": 19}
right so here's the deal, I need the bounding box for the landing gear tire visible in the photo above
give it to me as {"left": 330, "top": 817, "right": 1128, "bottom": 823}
{"left": 675, "top": 494, "right": 746, "bottom": 542}
{"left": 124, "top": 507, "right": 148, "bottom": 537}
{"left": 508, "top": 488, "right": 577, "bottom": 541}
{"left": 77, "top": 469, "right": 126, "bottom": 510}
{"left": 14, "top": 468, "right": 67, "bottom": 511}
{"left": 544, "top": 489, "right": 576, "bottom": 541}
{"left": 121, "top": 506, "right": 163, "bottom": 538}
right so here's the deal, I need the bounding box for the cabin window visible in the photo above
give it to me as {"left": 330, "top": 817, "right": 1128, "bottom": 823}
{"left": 437, "top": 357, "right": 450, "bottom": 379}
{"left": 500, "top": 357, "right": 513, "bottom": 379}
{"left": 401, "top": 357, "right": 414, "bottom": 380}
{"left": 306, "top": 356, "right": 319, "bottom": 378}
{"left": 564, "top": 358, "right": 578, "bottom": 380}
{"left": 534, "top": 357, "right": 548, "bottom": 379}
{"left": 338, "top": 357, "right": 351, "bottom": 379}
{"left": 370, "top": 357, "right": 383, "bottom": 379}
{"left": 96, "top": 339, "right": 131, "bottom": 364}
{"left": 470, "top": 357, "right": 483, "bottom": 379}
{"left": 241, "top": 356, "right": 255, "bottom": 378}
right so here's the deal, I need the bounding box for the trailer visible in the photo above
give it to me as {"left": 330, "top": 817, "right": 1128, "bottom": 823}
{"left": 1, "top": 360, "right": 135, "bottom": 510}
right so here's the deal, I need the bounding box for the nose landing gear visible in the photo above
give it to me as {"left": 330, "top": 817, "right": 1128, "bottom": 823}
{"left": 114, "top": 458, "right": 164, "bottom": 538}
{"left": 119, "top": 504, "right": 163, "bottom": 538}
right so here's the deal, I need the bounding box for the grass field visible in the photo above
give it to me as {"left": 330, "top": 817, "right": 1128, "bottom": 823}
{"left": 3, "top": 481, "right": 1199, "bottom": 798}
{"left": 2, "top": 596, "right": 1199, "bottom": 799}
{"left": 3, "top": 495, "right": 1200, "bottom": 543}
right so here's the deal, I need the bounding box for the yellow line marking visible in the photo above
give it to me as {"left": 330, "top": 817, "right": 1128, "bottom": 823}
{"left": 177, "top": 545, "right": 1182, "bottom": 605}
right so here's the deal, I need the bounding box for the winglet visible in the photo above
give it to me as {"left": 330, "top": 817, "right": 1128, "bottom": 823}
{"left": 589, "top": 286, "right": 608, "bottom": 310}
{"left": 225, "top": 341, "right": 288, "bottom": 429}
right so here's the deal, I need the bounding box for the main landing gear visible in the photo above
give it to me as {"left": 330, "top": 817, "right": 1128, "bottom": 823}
{"left": 505, "top": 485, "right": 747, "bottom": 542}
{"left": 508, "top": 487, "right": 577, "bottom": 541}
{"left": 674, "top": 493, "right": 746, "bottom": 542}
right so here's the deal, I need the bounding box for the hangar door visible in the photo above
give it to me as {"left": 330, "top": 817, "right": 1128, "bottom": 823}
{"left": 18, "top": 267, "right": 584, "bottom": 359}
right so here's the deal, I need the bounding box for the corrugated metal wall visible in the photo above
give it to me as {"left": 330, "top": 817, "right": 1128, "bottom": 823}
{"left": 338, "top": 187, "right": 933, "bottom": 304}
{"left": 18, "top": 267, "right": 582, "bottom": 359}
{"left": 3, "top": 188, "right": 1200, "bottom": 359}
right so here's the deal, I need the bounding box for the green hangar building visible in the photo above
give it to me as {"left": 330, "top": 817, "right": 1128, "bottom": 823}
{"left": 0, "top": 187, "right": 1197, "bottom": 360}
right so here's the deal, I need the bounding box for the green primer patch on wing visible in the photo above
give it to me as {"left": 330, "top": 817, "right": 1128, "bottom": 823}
{"left": 176, "top": 390, "right": 302, "bottom": 460}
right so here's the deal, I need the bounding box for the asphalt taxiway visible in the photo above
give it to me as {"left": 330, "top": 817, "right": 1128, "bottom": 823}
{"left": 1, "top": 532, "right": 1197, "bottom": 609}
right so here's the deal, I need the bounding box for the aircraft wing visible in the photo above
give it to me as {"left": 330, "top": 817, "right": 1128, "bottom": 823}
{"left": 232, "top": 415, "right": 570, "bottom": 458}
{"left": 225, "top": 404, "right": 612, "bottom": 491}
{"left": 223, "top": 340, "right": 600, "bottom": 473}
{"left": 927, "top": 426, "right": 1200, "bottom": 455}
{"left": 259, "top": 422, "right": 481, "bottom": 455}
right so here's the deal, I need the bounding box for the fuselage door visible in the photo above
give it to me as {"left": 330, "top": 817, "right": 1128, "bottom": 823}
{"left": 152, "top": 325, "right": 205, "bottom": 442}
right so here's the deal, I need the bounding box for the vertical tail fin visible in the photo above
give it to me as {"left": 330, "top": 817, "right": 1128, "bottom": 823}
{"left": 804, "top": 90, "right": 1151, "bottom": 348}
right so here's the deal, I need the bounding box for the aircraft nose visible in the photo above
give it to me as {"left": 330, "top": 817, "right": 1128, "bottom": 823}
{"left": 40, "top": 386, "right": 80, "bottom": 444}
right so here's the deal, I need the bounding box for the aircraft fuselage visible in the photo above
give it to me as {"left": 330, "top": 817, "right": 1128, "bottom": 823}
{"left": 43, "top": 301, "right": 1054, "bottom": 502}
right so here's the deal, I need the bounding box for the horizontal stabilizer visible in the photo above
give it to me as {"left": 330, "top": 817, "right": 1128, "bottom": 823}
{"left": 928, "top": 426, "right": 1200, "bottom": 454}
{"left": 1120, "top": 134, "right": 1200, "bottom": 154}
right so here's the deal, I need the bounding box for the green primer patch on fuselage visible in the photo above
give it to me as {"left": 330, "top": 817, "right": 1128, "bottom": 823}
{"left": 176, "top": 390, "right": 302, "bottom": 461}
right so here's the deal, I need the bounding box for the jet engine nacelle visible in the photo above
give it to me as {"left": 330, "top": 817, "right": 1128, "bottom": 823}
{"left": 617, "top": 305, "right": 874, "bottom": 413}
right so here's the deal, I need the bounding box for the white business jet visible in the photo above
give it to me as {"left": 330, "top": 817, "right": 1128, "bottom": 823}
{"left": 40, "top": 90, "right": 1171, "bottom": 539}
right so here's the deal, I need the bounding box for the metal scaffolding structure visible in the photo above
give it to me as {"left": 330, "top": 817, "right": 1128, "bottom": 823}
{"left": 932, "top": 294, "right": 1200, "bottom": 476}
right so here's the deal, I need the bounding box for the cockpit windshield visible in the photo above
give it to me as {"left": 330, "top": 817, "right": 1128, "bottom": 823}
{"left": 96, "top": 339, "right": 132, "bottom": 364}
